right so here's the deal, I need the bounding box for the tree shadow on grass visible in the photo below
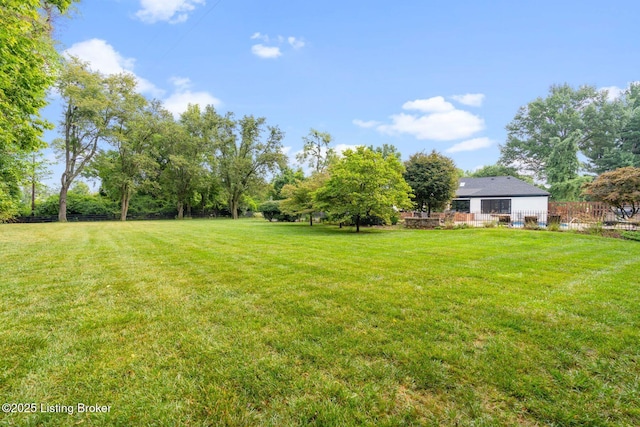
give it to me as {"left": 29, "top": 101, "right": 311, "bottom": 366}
{"left": 267, "top": 221, "right": 394, "bottom": 236}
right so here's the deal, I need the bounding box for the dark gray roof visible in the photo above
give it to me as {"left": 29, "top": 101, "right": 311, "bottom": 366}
{"left": 455, "top": 176, "right": 549, "bottom": 198}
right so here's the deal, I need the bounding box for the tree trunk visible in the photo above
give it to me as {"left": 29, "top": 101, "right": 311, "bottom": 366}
{"left": 31, "top": 178, "right": 36, "bottom": 216}
{"left": 231, "top": 198, "right": 239, "bottom": 219}
{"left": 58, "top": 185, "right": 68, "bottom": 222}
{"left": 355, "top": 214, "right": 360, "bottom": 232}
{"left": 309, "top": 213, "right": 313, "bottom": 226}
{"left": 120, "top": 192, "right": 130, "bottom": 221}
{"left": 177, "top": 201, "right": 184, "bottom": 219}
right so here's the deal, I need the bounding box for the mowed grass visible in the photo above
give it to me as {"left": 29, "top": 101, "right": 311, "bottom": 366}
{"left": 0, "top": 220, "right": 639, "bottom": 426}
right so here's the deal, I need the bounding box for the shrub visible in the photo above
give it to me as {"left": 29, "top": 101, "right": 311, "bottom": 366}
{"left": 258, "top": 200, "right": 281, "bottom": 222}
{"left": 586, "top": 222, "right": 604, "bottom": 236}
{"left": 547, "top": 222, "right": 561, "bottom": 232}
{"left": 35, "top": 194, "right": 117, "bottom": 216}
{"left": 258, "top": 200, "right": 298, "bottom": 222}
{"left": 128, "top": 194, "right": 176, "bottom": 216}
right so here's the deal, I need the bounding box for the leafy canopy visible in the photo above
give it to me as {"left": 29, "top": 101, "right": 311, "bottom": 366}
{"left": 315, "top": 146, "right": 413, "bottom": 232}
{"left": 404, "top": 150, "right": 458, "bottom": 215}
{"left": 0, "top": 0, "right": 77, "bottom": 221}
{"left": 500, "top": 84, "right": 612, "bottom": 181}
{"left": 582, "top": 167, "right": 640, "bottom": 219}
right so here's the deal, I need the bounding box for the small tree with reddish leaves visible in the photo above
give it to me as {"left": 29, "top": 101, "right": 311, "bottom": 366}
{"left": 582, "top": 167, "right": 640, "bottom": 219}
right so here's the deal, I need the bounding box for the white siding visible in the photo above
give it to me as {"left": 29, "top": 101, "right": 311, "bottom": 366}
{"left": 467, "top": 196, "right": 549, "bottom": 222}
{"left": 511, "top": 196, "right": 548, "bottom": 213}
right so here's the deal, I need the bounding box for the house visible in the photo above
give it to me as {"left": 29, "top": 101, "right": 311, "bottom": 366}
{"left": 451, "top": 176, "right": 550, "bottom": 224}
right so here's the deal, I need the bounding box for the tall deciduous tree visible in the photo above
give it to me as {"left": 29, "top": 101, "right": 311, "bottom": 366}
{"left": 404, "top": 150, "right": 458, "bottom": 216}
{"left": 500, "top": 84, "right": 613, "bottom": 181}
{"left": 54, "top": 58, "right": 140, "bottom": 222}
{"left": 0, "top": 0, "right": 76, "bottom": 220}
{"left": 89, "top": 100, "right": 168, "bottom": 220}
{"left": 0, "top": 0, "right": 75, "bottom": 152}
{"left": 583, "top": 83, "right": 640, "bottom": 173}
{"left": 157, "top": 105, "right": 214, "bottom": 219}
{"left": 315, "top": 146, "right": 413, "bottom": 232}
{"left": 582, "top": 167, "right": 640, "bottom": 219}
{"left": 215, "top": 114, "right": 286, "bottom": 219}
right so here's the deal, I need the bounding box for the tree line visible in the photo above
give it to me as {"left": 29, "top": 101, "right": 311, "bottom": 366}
{"left": 1, "top": 1, "right": 639, "bottom": 223}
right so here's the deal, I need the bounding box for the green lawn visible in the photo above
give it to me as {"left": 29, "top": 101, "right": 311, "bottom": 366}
{"left": 1, "top": 219, "right": 639, "bottom": 426}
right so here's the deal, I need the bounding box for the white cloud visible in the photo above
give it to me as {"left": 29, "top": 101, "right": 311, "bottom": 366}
{"left": 281, "top": 146, "right": 292, "bottom": 156}
{"left": 288, "top": 36, "right": 305, "bottom": 49}
{"left": 334, "top": 144, "right": 362, "bottom": 155}
{"left": 402, "top": 96, "right": 455, "bottom": 113}
{"left": 251, "top": 44, "right": 282, "bottom": 59}
{"left": 169, "top": 76, "right": 192, "bottom": 91}
{"left": 64, "top": 39, "right": 221, "bottom": 118}
{"left": 135, "top": 0, "right": 205, "bottom": 24}
{"left": 251, "top": 32, "right": 269, "bottom": 42}
{"left": 451, "top": 93, "right": 485, "bottom": 107}
{"left": 600, "top": 86, "right": 624, "bottom": 102}
{"left": 63, "top": 39, "right": 164, "bottom": 98}
{"left": 163, "top": 77, "right": 221, "bottom": 117}
{"left": 164, "top": 91, "right": 222, "bottom": 118}
{"left": 250, "top": 33, "right": 305, "bottom": 58}
{"left": 446, "top": 137, "right": 493, "bottom": 153}
{"left": 353, "top": 119, "right": 381, "bottom": 128}
{"left": 377, "top": 110, "right": 485, "bottom": 141}
{"left": 64, "top": 39, "right": 134, "bottom": 75}
{"left": 359, "top": 94, "right": 486, "bottom": 141}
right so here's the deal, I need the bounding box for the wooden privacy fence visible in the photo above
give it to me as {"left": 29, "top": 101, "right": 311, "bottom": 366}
{"left": 548, "top": 202, "right": 613, "bottom": 223}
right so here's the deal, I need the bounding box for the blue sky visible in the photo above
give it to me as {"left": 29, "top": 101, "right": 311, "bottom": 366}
{"left": 43, "top": 0, "right": 640, "bottom": 185}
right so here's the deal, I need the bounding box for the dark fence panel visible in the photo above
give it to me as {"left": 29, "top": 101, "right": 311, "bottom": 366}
{"left": 13, "top": 212, "right": 235, "bottom": 223}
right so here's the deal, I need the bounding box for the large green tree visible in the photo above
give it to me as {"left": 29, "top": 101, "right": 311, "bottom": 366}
{"left": 583, "top": 83, "right": 640, "bottom": 173}
{"left": 54, "top": 58, "right": 139, "bottom": 222}
{"left": 89, "top": 100, "right": 167, "bottom": 220}
{"left": 500, "top": 84, "right": 614, "bottom": 181}
{"left": 157, "top": 105, "right": 214, "bottom": 219}
{"left": 315, "top": 146, "right": 413, "bottom": 232}
{"left": 0, "top": 0, "right": 76, "bottom": 220}
{"left": 215, "top": 114, "right": 286, "bottom": 219}
{"left": 0, "top": 0, "right": 75, "bottom": 152}
{"left": 404, "top": 150, "right": 458, "bottom": 216}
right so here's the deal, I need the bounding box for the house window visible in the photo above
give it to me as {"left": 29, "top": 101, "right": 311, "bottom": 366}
{"left": 481, "top": 199, "right": 511, "bottom": 214}
{"left": 451, "top": 199, "right": 470, "bottom": 213}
